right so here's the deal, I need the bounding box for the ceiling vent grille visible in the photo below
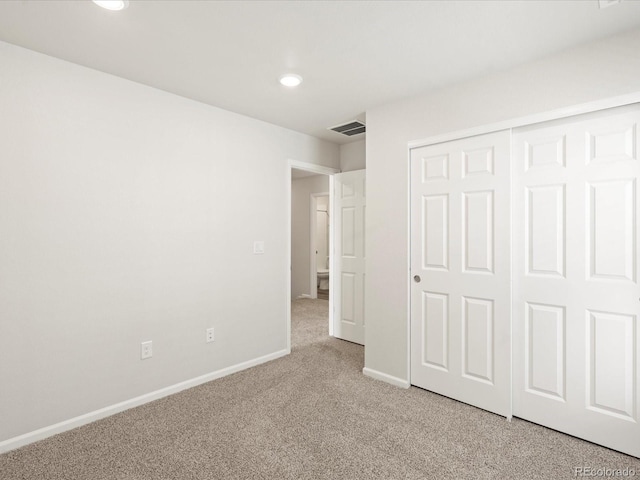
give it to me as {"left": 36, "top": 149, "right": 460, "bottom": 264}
{"left": 328, "top": 120, "right": 366, "bottom": 136}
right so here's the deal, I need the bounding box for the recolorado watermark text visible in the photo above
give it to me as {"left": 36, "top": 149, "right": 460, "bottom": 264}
{"left": 574, "top": 467, "right": 636, "bottom": 477}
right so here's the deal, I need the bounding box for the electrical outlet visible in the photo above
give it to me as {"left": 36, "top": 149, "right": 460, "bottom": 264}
{"left": 141, "top": 341, "right": 153, "bottom": 359}
{"left": 206, "top": 327, "right": 215, "bottom": 343}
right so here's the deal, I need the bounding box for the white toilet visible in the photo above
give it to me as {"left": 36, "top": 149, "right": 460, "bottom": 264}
{"left": 317, "top": 268, "right": 329, "bottom": 290}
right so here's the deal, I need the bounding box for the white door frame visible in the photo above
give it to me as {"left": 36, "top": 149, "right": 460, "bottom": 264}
{"left": 407, "top": 92, "right": 640, "bottom": 383}
{"left": 286, "top": 159, "right": 340, "bottom": 352}
{"left": 310, "top": 192, "right": 330, "bottom": 300}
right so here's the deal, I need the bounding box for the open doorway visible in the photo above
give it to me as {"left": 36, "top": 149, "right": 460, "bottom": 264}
{"left": 312, "top": 194, "right": 330, "bottom": 301}
{"left": 286, "top": 160, "right": 339, "bottom": 352}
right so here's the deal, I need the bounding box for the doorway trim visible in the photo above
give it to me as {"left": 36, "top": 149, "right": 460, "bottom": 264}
{"left": 287, "top": 159, "right": 340, "bottom": 352}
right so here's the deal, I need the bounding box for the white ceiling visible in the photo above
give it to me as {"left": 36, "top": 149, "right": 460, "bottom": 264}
{"left": 1, "top": 1, "right": 639, "bottom": 144}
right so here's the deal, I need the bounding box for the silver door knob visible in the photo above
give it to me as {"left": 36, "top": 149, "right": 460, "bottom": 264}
{"left": 414, "top": 275, "right": 421, "bottom": 283}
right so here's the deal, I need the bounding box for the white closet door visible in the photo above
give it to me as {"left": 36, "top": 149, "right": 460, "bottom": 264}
{"left": 410, "top": 131, "right": 511, "bottom": 417}
{"left": 512, "top": 105, "right": 640, "bottom": 457}
{"left": 333, "top": 170, "right": 366, "bottom": 345}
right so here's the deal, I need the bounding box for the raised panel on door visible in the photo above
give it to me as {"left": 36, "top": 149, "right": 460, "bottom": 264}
{"left": 463, "top": 190, "right": 494, "bottom": 273}
{"left": 422, "top": 291, "right": 449, "bottom": 370}
{"left": 462, "top": 296, "right": 494, "bottom": 384}
{"left": 588, "top": 179, "right": 636, "bottom": 281}
{"left": 525, "top": 302, "right": 565, "bottom": 401}
{"left": 588, "top": 311, "right": 636, "bottom": 421}
{"left": 463, "top": 146, "right": 494, "bottom": 177}
{"left": 410, "top": 130, "right": 511, "bottom": 417}
{"left": 587, "top": 121, "right": 636, "bottom": 164}
{"left": 422, "top": 195, "right": 449, "bottom": 271}
{"left": 422, "top": 154, "right": 449, "bottom": 181}
{"left": 513, "top": 104, "right": 640, "bottom": 458}
{"left": 340, "top": 273, "right": 356, "bottom": 324}
{"left": 525, "top": 134, "right": 566, "bottom": 171}
{"left": 341, "top": 206, "right": 356, "bottom": 257}
{"left": 333, "top": 170, "right": 366, "bottom": 345}
{"left": 526, "top": 185, "right": 565, "bottom": 277}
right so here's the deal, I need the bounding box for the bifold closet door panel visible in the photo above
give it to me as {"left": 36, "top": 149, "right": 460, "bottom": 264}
{"left": 512, "top": 104, "right": 640, "bottom": 458}
{"left": 410, "top": 130, "right": 511, "bottom": 417}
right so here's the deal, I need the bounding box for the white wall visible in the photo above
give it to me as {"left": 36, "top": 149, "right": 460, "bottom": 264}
{"left": 364, "top": 29, "right": 640, "bottom": 383}
{"left": 291, "top": 174, "right": 329, "bottom": 299}
{"left": 0, "top": 41, "right": 339, "bottom": 444}
{"left": 340, "top": 139, "right": 366, "bottom": 172}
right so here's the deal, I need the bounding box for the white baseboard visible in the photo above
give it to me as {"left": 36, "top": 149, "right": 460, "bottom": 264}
{"left": 363, "top": 367, "right": 411, "bottom": 389}
{"left": 296, "top": 294, "right": 312, "bottom": 299}
{"left": 0, "top": 349, "right": 290, "bottom": 454}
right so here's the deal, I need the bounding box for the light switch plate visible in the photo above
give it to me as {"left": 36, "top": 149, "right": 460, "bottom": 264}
{"left": 141, "top": 341, "right": 153, "bottom": 360}
{"left": 253, "top": 241, "right": 265, "bottom": 254}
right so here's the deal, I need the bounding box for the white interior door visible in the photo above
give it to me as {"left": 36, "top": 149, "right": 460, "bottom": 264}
{"left": 333, "top": 169, "right": 366, "bottom": 345}
{"left": 512, "top": 104, "right": 640, "bottom": 457}
{"left": 410, "top": 131, "right": 511, "bottom": 417}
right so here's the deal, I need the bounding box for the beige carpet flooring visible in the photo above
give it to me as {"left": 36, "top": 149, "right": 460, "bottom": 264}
{"left": 1, "top": 298, "right": 639, "bottom": 479}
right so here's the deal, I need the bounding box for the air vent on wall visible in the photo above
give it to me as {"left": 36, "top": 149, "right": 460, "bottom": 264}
{"left": 328, "top": 120, "right": 366, "bottom": 136}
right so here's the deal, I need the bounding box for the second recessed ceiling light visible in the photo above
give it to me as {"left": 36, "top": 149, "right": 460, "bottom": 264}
{"left": 279, "top": 74, "right": 303, "bottom": 88}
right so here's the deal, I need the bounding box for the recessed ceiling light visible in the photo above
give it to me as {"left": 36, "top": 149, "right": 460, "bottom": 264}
{"left": 92, "top": 0, "right": 129, "bottom": 11}
{"left": 279, "top": 74, "right": 303, "bottom": 88}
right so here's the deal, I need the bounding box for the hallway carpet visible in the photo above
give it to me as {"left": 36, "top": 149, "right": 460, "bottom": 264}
{"left": 1, "top": 298, "right": 638, "bottom": 479}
